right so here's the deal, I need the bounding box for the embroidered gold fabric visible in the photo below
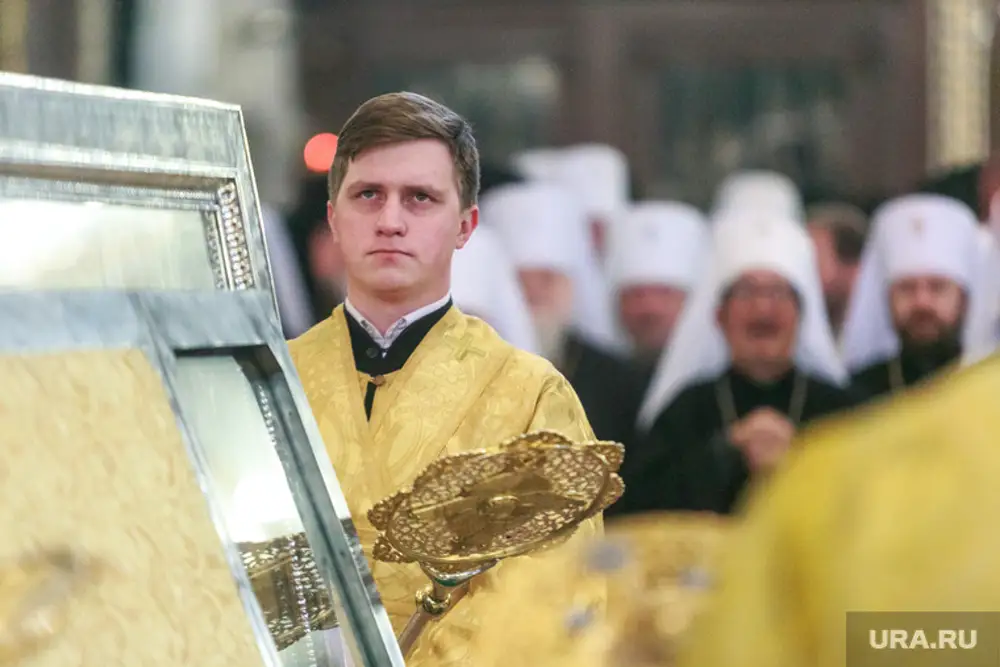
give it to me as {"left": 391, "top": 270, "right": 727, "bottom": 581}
{"left": 0, "top": 548, "right": 102, "bottom": 665}
{"left": 466, "top": 512, "right": 730, "bottom": 667}
{"left": 290, "top": 306, "right": 605, "bottom": 666}
{"left": 0, "top": 350, "right": 265, "bottom": 666}
{"left": 681, "top": 354, "right": 1000, "bottom": 667}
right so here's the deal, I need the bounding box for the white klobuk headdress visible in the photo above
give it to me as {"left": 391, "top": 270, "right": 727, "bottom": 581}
{"left": 451, "top": 225, "right": 541, "bottom": 355}
{"left": 606, "top": 201, "right": 710, "bottom": 293}
{"left": 638, "top": 213, "right": 846, "bottom": 430}
{"left": 840, "top": 194, "right": 984, "bottom": 372}
{"left": 552, "top": 143, "right": 630, "bottom": 223}
{"left": 480, "top": 181, "right": 620, "bottom": 349}
{"left": 711, "top": 170, "right": 804, "bottom": 223}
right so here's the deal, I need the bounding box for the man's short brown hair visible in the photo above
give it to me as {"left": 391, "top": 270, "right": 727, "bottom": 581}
{"left": 806, "top": 202, "right": 869, "bottom": 264}
{"left": 327, "top": 91, "right": 480, "bottom": 209}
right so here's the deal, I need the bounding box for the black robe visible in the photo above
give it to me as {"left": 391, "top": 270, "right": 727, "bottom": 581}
{"left": 609, "top": 367, "right": 860, "bottom": 517}
{"left": 851, "top": 345, "right": 961, "bottom": 403}
{"left": 559, "top": 332, "right": 645, "bottom": 453}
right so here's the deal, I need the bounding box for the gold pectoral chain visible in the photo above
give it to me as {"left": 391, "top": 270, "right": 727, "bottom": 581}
{"left": 715, "top": 372, "right": 808, "bottom": 428}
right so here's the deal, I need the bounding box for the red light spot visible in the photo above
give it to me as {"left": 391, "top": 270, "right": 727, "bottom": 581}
{"left": 304, "top": 133, "right": 338, "bottom": 173}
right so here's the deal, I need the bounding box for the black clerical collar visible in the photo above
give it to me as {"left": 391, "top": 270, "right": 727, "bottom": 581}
{"left": 345, "top": 299, "right": 452, "bottom": 376}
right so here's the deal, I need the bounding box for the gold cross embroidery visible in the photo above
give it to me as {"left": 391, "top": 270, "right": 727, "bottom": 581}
{"left": 454, "top": 333, "right": 487, "bottom": 361}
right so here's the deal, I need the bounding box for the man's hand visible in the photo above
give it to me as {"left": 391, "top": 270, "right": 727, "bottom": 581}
{"left": 727, "top": 407, "right": 795, "bottom": 475}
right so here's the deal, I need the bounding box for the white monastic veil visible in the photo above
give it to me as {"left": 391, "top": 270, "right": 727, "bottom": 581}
{"left": 451, "top": 225, "right": 541, "bottom": 354}
{"left": 637, "top": 215, "right": 847, "bottom": 431}
{"left": 961, "top": 227, "right": 1000, "bottom": 365}
{"left": 571, "top": 231, "right": 622, "bottom": 350}
{"left": 839, "top": 194, "right": 984, "bottom": 372}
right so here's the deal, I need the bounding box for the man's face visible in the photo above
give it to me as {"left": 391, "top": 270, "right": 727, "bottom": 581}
{"left": 518, "top": 267, "right": 575, "bottom": 333}
{"left": 328, "top": 139, "right": 476, "bottom": 304}
{"left": 888, "top": 275, "right": 965, "bottom": 347}
{"left": 717, "top": 270, "right": 800, "bottom": 369}
{"left": 808, "top": 225, "right": 857, "bottom": 315}
{"left": 618, "top": 284, "right": 687, "bottom": 356}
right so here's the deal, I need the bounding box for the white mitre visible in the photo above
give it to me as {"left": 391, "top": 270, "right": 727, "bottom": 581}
{"left": 839, "top": 193, "right": 983, "bottom": 372}
{"left": 451, "top": 225, "right": 541, "bottom": 354}
{"left": 606, "top": 201, "right": 709, "bottom": 293}
{"left": 638, "top": 213, "right": 845, "bottom": 430}
{"left": 553, "top": 143, "right": 630, "bottom": 223}
{"left": 711, "top": 170, "right": 804, "bottom": 222}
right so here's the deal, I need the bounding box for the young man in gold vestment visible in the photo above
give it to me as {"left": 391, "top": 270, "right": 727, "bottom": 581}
{"left": 289, "top": 92, "right": 603, "bottom": 665}
{"left": 679, "top": 353, "right": 1000, "bottom": 667}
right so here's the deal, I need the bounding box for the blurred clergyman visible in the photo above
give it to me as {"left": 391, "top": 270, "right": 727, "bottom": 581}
{"left": 552, "top": 144, "right": 631, "bottom": 261}
{"left": 606, "top": 201, "right": 709, "bottom": 384}
{"left": 840, "top": 194, "right": 982, "bottom": 400}
{"left": 485, "top": 181, "right": 644, "bottom": 451}
{"left": 805, "top": 202, "right": 867, "bottom": 335}
{"left": 615, "top": 216, "right": 855, "bottom": 516}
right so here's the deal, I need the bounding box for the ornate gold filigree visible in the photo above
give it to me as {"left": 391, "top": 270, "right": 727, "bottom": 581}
{"left": 369, "top": 430, "right": 624, "bottom": 568}
{"left": 368, "top": 429, "right": 625, "bottom": 657}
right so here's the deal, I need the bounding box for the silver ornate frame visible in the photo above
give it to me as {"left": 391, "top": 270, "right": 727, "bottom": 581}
{"left": 0, "top": 73, "right": 403, "bottom": 667}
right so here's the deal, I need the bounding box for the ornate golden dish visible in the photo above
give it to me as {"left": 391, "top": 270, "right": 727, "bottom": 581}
{"left": 368, "top": 430, "right": 625, "bottom": 656}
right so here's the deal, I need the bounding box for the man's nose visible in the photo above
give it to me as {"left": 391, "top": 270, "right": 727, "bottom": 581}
{"left": 375, "top": 197, "right": 406, "bottom": 234}
{"left": 912, "top": 287, "right": 936, "bottom": 309}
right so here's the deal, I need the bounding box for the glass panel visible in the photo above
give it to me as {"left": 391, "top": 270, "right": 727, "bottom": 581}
{"left": 0, "top": 198, "right": 219, "bottom": 289}
{"left": 370, "top": 57, "right": 562, "bottom": 163}
{"left": 654, "top": 64, "right": 849, "bottom": 207}
{"left": 171, "top": 355, "right": 349, "bottom": 667}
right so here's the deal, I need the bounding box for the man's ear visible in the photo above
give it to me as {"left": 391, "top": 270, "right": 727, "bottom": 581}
{"left": 326, "top": 199, "right": 339, "bottom": 243}
{"left": 455, "top": 205, "right": 479, "bottom": 249}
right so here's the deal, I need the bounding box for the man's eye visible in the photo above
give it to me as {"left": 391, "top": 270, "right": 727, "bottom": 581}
{"left": 413, "top": 192, "right": 431, "bottom": 203}
{"left": 358, "top": 190, "right": 376, "bottom": 199}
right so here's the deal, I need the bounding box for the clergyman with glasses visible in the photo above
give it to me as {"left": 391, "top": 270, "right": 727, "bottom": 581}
{"left": 610, "top": 215, "right": 860, "bottom": 517}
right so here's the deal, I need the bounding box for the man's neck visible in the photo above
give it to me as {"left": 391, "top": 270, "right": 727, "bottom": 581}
{"left": 731, "top": 359, "right": 793, "bottom": 384}
{"left": 345, "top": 289, "right": 450, "bottom": 334}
